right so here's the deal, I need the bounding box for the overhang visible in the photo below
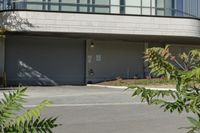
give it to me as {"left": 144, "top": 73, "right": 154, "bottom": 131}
{"left": 0, "top": 11, "right": 200, "bottom": 40}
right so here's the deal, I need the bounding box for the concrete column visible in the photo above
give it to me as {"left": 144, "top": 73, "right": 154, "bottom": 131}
{"left": 0, "top": 37, "right": 5, "bottom": 78}
{"left": 144, "top": 42, "right": 150, "bottom": 78}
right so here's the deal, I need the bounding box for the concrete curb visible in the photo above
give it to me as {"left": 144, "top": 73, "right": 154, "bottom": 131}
{"left": 87, "top": 84, "right": 128, "bottom": 89}
{"left": 87, "top": 84, "right": 176, "bottom": 91}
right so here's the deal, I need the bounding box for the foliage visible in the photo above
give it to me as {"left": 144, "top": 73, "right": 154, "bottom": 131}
{"left": 130, "top": 45, "right": 200, "bottom": 133}
{"left": 111, "top": 78, "right": 175, "bottom": 86}
{"left": 0, "top": 87, "right": 60, "bottom": 133}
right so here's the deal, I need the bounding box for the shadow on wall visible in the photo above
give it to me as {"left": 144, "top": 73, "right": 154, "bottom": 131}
{"left": 17, "top": 61, "right": 58, "bottom": 86}
{"left": 0, "top": 11, "right": 35, "bottom": 31}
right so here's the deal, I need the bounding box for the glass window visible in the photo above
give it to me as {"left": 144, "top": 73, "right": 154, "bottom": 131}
{"left": 61, "top": 5, "right": 77, "bottom": 11}
{"left": 198, "top": 0, "right": 200, "bottom": 17}
{"left": 94, "top": 7, "right": 109, "bottom": 13}
{"left": 111, "top": 6, "right": 120, "bottom": 13}
{"left": 95, "top": 0, "right": 109, "bottom": 5}
{"left": 157, "top": 9, "right": 164, "bottom": 15}
{"left": 176, "top": 0, "right": 183, "bottom": 16}
{"left": 27, "top": 4, "right": 43, "bottom": 10}
{"left": 152, "top": 0, "right": 155, "bottom": 7}
{"left": 27, "top": 0, "right": 43, "bottom": 2}
{"left": 142, "top": 7, "right": 151, "bottom": 15}
{"left": 151, "top": 7, "right": 156, "bottom": 15}
{"left": 111, "top": 0, "right": 119, "bottom": 5}
{"left": 126, "top": 0, "right": 141, "bottom": 6}
{"left": 79, "top": 6, "right": 88, "bottom": 12}
{"left": 15, "top": 2, "right": 26, "bottom": 9}
{"left": 51, "top": 5, "right": 59, "bottom": 11}
{"left": 126, "top": 7, "right": 141, "bottom": 14}
{"left": 156, "top": 0, "right": 164, "bottom": 8}
{"left": 61, "top": 0, "right": 76, "bottom": 3}
{"left": 50, "top": 0, "right": 59, "bottom": 3}
{"left": 142, "top": 0, "right": 150, "bottom": 7}
{"left": 190, "top": 0, "right": 197, "bottom": 16}
{"left": 79, "top": 0, "right": 88, "bottom": 4}
{"left": 184, "top": 0, "right": 190, "bottom": 15}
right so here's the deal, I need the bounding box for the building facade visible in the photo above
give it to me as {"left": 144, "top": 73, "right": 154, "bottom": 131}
{"left": 0, "top": 0, "right": 200, "bottom": 85}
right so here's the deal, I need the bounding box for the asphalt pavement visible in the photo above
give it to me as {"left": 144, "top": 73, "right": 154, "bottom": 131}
{"left": 0, "top": 86, "right": 190, "bottom": 133}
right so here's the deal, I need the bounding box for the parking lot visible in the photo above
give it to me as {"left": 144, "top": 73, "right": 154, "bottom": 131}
{"left": 0, "top": 86, "right": 189, "bottom": 133}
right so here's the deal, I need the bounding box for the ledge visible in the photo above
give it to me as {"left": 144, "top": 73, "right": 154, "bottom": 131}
{"left": 0, "top": 11, "right": 200, "bottom": 39}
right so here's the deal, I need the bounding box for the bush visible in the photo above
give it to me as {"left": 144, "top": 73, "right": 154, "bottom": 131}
{"left": 0, "top": 87, "right": 60, "bottom": 133}
{"left": 130, "top": 45, "right": 200, "bottom": 133}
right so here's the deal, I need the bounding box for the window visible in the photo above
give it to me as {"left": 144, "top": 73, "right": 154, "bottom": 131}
{"left": 126, "top": 0, "right": 141, "bottom": 6}
{"left": 142, "top": 7, "right": 151, "bottom": 15}
{"left": 49, "top": 0, "right": 59, "bottom": 11}
{"left": 198, "top": 0, "right": 200, "bottom": 17}
{"left": 156, "top": 0, "right": 164, "bottom": 8}
{"left": 176, "top": 0, "right": 183, "bottom": 16}
{"left": 190, "top": 0, "right": 198, "bottom": 17}
{"left": 94, "top": 7, "right": 110, "bottom": 13}
{"left": 126, "top": 7, "right": 141, "bottom": 14}
{"left": 27, "top": 4, "right": 43, "bottom": 10}
{"left": 79, "top": 6, "right": 88, "bottom": 12}
{"left": 152, "top": 0, "right": 155, "bottom": 7}
{"left": 156, "top": 0, "right": 165, "bottom": 16}
{"left": 61, "top": 5, "right": 77, "bottom": 11}
{"left": 142, "top": 0, "right": 150, "bottom": 7}
{"left": 111, "top": 0, "right": 119, "bottom": 5}
{"left": 26, "top": 0, "right": 44, "bottom": 10}
{"left": 111, "top": 0, "right": 120, "bottom": 13}
{"left": 90, "top": 0, "right": 110, "bottom": 13}
{"left": 62, "top": 0, "right": 76, "bottom": 3}
{"left": 79, "top": 0, "right": 88, "bottom": 4}
{"left": 94, "top": 0, "right": 109, "bottom": 5}
{"left": 157, "top": 9, "right": 164, "bottom": 15}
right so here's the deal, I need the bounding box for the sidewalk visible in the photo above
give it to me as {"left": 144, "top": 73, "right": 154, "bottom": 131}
{"left": 87, "top": 84, "right": 176, "bottom": 91}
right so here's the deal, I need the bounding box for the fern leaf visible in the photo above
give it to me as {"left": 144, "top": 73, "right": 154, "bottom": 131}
{"left": 0, "top": 87, "right": 27, "bottom": 125}
{"left": 8, "top": 100, "right": 52, "bottom": 127}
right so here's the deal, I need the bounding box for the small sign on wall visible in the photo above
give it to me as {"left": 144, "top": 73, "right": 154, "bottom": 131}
{"left": 88, "top": 55, "right": 92, "bottom": 63}
{"left": 96, "top": 54, "right": 102, "bottom": 62}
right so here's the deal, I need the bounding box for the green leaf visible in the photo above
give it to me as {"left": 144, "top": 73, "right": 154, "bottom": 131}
{"left": 187, "top": 117, "right": 200, "bottom": 129}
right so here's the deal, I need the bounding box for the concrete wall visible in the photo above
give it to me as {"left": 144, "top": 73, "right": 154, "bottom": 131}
{"left": 86, "top": 40, "right": 144, "bottom": 83}
{"left": 170, "top": 44, "right": 200, "bottom": 56}
{"left": 1, "top": 11, "right": 200, "bottom": 39}
{"left": 0, "top": 37, "right": 5, "bottom": 78}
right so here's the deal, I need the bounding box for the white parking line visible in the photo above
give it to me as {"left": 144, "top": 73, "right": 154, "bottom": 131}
{"left": 24, "top": 102, "right": 147, "bottom": 108}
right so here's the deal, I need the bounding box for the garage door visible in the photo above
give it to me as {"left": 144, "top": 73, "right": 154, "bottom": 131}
{"left": 5, "top": 36, "right": 85, "bottom": 86}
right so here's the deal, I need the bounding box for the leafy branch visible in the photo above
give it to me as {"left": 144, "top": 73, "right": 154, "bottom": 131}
{"left": 130, "top": 45, "right": 200, "bottom": 133}
{"left": 0, "top": 87, "right": 60, "bottom": 133}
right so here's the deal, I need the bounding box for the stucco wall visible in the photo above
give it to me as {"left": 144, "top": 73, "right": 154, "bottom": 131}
{"left": 86, "top": 40, "right": 144, "bottom": 83}
{"left": 0, "top": 37, "right": 5, "bottom": 78}
{"left": 0, "top": 11, "right": 200, "bottom": 38}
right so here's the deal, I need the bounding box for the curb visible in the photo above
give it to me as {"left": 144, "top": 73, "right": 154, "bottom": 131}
{"left": 87, "top": 84, "right": 128, "bottom": 89}
{"left": 87, "top": 84, "right": 176, "bottom": 91}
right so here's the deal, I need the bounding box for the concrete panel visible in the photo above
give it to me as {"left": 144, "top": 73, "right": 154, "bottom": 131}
{"left": 86, "top": 40, "right": 144, "bottom": 83}
{"left": 5, "top": 35, "right": 85, "bottom": 86}
{"left": 0, "top": 11, "right": 200, "bottom": 39}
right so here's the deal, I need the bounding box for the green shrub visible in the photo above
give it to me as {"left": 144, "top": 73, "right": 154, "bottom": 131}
{"left": 0, "top": 87, "right": 60, "bottom": 133}
{"left": 130, "top": 45, "right": 200, "bottom": 133}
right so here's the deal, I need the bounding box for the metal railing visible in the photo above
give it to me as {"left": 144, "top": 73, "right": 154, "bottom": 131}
{"left": 0, "top": 0, "right": 199, "bottom": 19}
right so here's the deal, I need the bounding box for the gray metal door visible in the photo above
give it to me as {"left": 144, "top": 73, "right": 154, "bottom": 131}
{"left": 5, "top": 35, "right": 85, "bottom": 86}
